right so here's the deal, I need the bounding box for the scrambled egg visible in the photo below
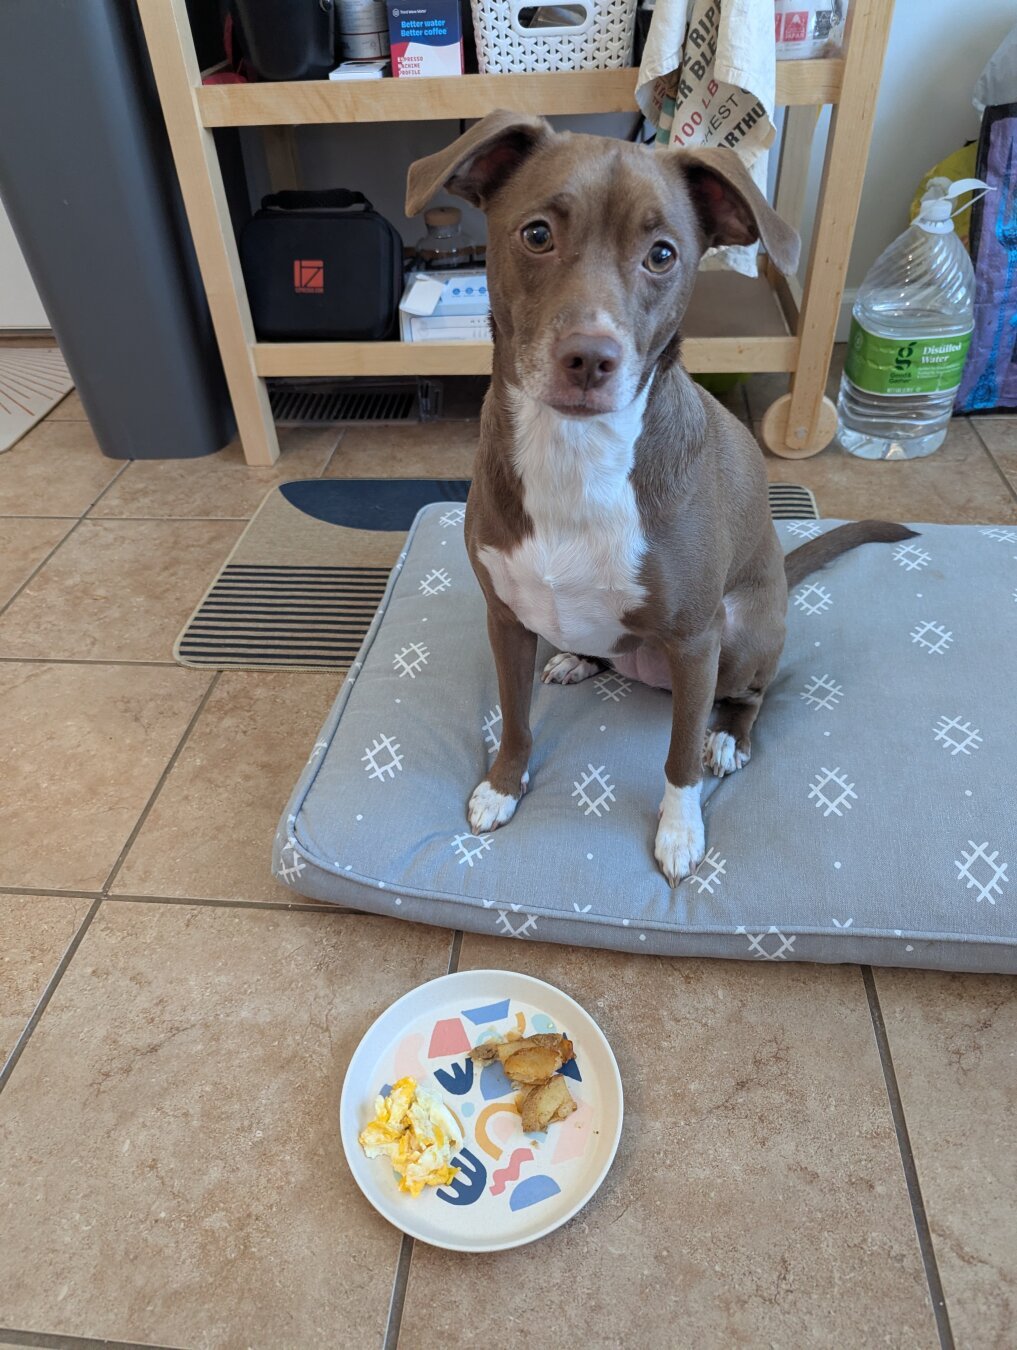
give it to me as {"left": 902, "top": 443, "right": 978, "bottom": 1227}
{"left": 359, "top": 1077, "right": 461, "bottom": 1197}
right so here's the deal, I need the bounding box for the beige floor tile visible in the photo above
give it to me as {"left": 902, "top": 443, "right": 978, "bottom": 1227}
{"left": 0, "top": 663, "right": 210, "bottom": 892}
{"left": 45, "top": 388, "right": 88, "bottom": 420}
{"left": 325, "top": 421, "right": 478, "bottom": 479}
{"left": 0, "top": 420, "right": 121, "bottom": 517}
{"left": 113, "top": 671, "right": 339, "bottom": 903}
{"left": 400, "top": 941, "right": 937, "bottom": 1349}
{"left": 875, "top": 969, "right": 1017, "bottom": 1349}
{"left": 90, "top": 426, "right": 339, "bottom": 520}
{"left": 971, "top": 415, "right": 1017, "bottom": 493}
{"left": 0, "top": 517, "right": 74, "bottom": 609}
{"left": 762, "top": 418, "right": 1017, "bottom": 524}
{"left": 0, "top": 894, "right": 93, "bottom": 1065}
{"left": 0, "top": 518, "right": 242, "bottom": 661}
{"left": 0, "top": 903, "right": 451, "bottom": 1347}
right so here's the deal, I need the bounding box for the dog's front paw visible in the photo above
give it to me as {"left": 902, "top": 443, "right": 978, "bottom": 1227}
{"left": 704, "top": 730, "right": 750, "bottom": 777}
{"left": 468, "top": 773, "right": 529, "bottom": 834}
{"left": 654, "top": 783, "right": 705, "bottom": 887}
{"left": 541, "top": 652, "right": 601, "bottom": 685}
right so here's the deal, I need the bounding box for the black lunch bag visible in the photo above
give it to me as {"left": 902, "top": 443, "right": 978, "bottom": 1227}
{"left": 240, "top": 189, "right": 404, "bottom": 341}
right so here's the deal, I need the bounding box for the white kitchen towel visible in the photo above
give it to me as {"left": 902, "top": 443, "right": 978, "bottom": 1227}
{"left": 636, "top": 0, "right": 776, "bottom": 275}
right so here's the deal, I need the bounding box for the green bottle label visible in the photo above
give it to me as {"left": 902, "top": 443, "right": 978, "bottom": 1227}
{"left": 844, "top": 319, "right": 972, "bottom": 396}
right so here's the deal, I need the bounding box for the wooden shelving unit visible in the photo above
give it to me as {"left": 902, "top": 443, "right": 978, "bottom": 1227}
{"left": 137, "top": 0, "right": 894, "bottom": 466}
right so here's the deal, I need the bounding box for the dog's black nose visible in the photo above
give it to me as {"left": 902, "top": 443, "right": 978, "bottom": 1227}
{"left": 554, "top": 333, "right": 622, "bottom": 391}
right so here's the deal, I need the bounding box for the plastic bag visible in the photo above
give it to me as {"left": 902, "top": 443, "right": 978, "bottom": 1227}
{"left": 774, "top": 1, "right": 847, "bottom": 60}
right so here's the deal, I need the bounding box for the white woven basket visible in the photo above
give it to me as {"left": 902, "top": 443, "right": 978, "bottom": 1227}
{"left": 469, "top": 0, "right": 636, "bottom": 73}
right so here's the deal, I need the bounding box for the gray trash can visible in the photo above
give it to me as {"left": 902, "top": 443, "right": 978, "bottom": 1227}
{"left": 0, "top": 0, "right": 235, "bottom": 459}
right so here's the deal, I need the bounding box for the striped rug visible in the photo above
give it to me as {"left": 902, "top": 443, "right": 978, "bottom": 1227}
{"left": 0, "top": 348, "right": 74, "bottom": 452}
{"left": 174, "top": 478, "right": 817, "bottom": 672}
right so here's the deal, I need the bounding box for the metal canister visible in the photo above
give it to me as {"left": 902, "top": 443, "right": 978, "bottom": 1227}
{"left": 337, "top": 0, "right": 390, "bottom": 57}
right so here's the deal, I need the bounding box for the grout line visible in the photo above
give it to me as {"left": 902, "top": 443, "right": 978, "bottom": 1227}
{"left": 83, "top": 514, "right": 252, "bottom": 523}
{"left": 100, "top": 672, "right": 221, "bottom": 896}
{"left": 0, "top": 460, "right": 129, "bottom": 620}
{"left": 103, "top": 892, "right": 362, "bottom": 914}
{"left": 447, "top": 929, "right": 463, "bottom": 975}
{"left": 0, "top": 1329, "right": 183, "bottom": 1350}
{"left": 0, "top": 899, "right": 101, "bottom": 1096}
{"left": 862, "top": 967, "right": 955, "bottom": 1350}
{"left": 968, "top": 419, "right": 1017, "bottom": 507}
{"left": 1, "top": 886, "right": 104, "bottom": 900}
{"left": 0, "top": 656, "right": 182, "bottom": 668}
{"left": 382, "top": 1234, "right": 415, "bottom": 1350}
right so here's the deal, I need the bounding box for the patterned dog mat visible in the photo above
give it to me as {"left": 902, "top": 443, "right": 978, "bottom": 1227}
{"left": 175, "top": 478, "right": 818, "bottom": 672}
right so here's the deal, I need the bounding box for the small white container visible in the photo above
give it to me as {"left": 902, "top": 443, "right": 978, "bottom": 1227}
{"left": 469, "top": 0, "right": 636, "bottom": 73}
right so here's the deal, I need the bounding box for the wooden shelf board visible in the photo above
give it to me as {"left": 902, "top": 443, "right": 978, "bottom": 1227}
{"left": 253, "top": 268, "right": 796, "bottom": 378}
{"left": 198, "top": 61, "right": 843, "bottom": 128}
{"left": 253, "top": 335, "right": 797, "bottom": 378}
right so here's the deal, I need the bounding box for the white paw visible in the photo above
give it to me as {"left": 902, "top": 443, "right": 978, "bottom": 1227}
{"left": 654, "top": 783, "right": 706, "bottom": 887}
{"left": 468, "top": 773, "right": 528, "bottom": 834}
{"left": 542, "top": 652, "right": 601, "bottom": 686}
{"left": 704, "top": 730, "right": 750, "bottom": 778}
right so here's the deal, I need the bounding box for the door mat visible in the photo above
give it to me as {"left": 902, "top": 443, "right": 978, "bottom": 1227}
{"left": 0, "top": 349, "right": 74, "bottom": 452}
{"left": 174, "top": 478, "right": 818, "bottom": 672}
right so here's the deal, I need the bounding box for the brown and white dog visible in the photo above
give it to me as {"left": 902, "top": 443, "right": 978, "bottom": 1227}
{"left": 406, "top": 112, "right": 913, "bottom": 886}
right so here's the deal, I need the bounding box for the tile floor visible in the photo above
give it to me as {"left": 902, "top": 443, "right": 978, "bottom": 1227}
{"left": 1, "top": 371, "right": 1015, "bottom": 1350}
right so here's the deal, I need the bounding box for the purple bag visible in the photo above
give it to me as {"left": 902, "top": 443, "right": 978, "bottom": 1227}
{"left": 957, "top": 102, "right": 1017, "bottom": 411}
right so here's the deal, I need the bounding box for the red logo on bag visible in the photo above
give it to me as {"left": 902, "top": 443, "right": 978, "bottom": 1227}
{"left": 293, "top": 259, "right": 324, "bottom": 294}
{"left": 774, "top": 13, "right": 783, "bottom": 40}
{"left": 782, "top": 11, "right": 809, "bottom": 42}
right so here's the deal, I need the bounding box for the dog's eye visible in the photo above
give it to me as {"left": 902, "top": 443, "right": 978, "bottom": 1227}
{"left": 521, "top": 221, "right": 554, "bottom": 253}
{"left": 644, "top": 241, "right": 677, "bottom": 274}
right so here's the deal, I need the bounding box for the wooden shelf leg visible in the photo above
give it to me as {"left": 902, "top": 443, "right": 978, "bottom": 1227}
{"left": 137, "top": 0, "right": 279, "bottom": 466}
{"left": 778, "top": 0, "right": 896, "bottom": 457}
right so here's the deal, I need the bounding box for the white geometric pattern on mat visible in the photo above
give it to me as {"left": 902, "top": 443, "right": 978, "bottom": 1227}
{"left": 419, "top": 567, "right": 452, "bottom": 595}
{"left": 362, "top": 733, "right": 403, "bottom": 781}
{"left": 482, "top": 704, "right": 502, "bottom": 754}
{"left": 932, "top": 715, "right": 983, "bottom": 756}
{"left": 393, "top": 642, "right": 430, "bottom": 678}
{"left": 440, "top": 506, "right": 466, "bottom": 528}
{"left": 785, "top": 519, "right": 822, "bottom": 540}
{"left": 894, "top": 542, "right": 932, "bottom": 571}
{"left": 277, "top": 840, "right": 306, "bottom": 885}
{"left": 793, "top": 582, "right": 833, "bottom": 616}
{"left": 0, "top": 348, "right": 74, "bottom": 453}
{"left": 800, "top": 674, "right": 843, "bottom": 711}
{"left": 808, "top": 766, "right": 857, "bottom": 817}
{"left": 594, "top": 672, "right": 632, "bottom": 702}
{"left": 452, "top": 833, "right": 492, "bottom": 866}
{"left": 954, "top": 840, "right": 1009, "bottom": 905}
{"left": 496, "top": 910, "right": 537, "bottom": 938}
{"left": 911, "top": 620, "right": 953, "bottom": 654}
{"left": 689, "top": 847, "right": 726, "bottom": 894}
{"left": 981, "top": 527, "right": 1017, "bottom": 544}
{"left": 736, "top": 926, "right": 796, "bottom": 959}
{"left": 572, "top": 764, "right": 616, "bottom": 817}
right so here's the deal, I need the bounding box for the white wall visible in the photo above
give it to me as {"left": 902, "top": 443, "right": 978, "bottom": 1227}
{"left": 800, "top": 0, "right": 1016, "bottom": 331}
{"left": 0, "top": 195, "right": 48, "bottom": 330}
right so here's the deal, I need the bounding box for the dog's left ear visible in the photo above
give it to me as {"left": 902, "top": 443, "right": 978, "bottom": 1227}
{"left": 406, "top": 110, "right": 552, "bottom": 216}
{"left": 671, "top": 146, "right": 801, "bottom": 275}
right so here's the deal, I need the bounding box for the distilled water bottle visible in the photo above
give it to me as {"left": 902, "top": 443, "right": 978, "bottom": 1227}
{"left": 837, "top": 179, "right": 987, "bottom": 460}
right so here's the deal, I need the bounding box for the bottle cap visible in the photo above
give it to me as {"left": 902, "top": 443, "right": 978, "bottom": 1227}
{"left": 424, "top": 207, "right": 461, "bottom": 228}
{"left": 916, "top": 177, "right": 991, "bottom": 234}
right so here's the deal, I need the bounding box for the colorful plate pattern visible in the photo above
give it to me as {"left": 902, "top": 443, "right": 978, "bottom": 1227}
{"left": 340, "top": 970, "right": 624, "bottom": 1252}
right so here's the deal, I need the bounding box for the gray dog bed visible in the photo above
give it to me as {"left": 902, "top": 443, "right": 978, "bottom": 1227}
{"left": 273, "top": 507, "right": 1016, "bottom": 973}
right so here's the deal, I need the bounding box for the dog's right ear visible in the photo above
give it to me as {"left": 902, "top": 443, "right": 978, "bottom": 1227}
{"left": 406, "top": 111, "right": 551, "bottom": 216}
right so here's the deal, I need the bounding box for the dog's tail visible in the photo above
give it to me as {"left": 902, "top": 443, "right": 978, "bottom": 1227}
{"left": 784, "top": 520, "right": 918, "bottom": 589}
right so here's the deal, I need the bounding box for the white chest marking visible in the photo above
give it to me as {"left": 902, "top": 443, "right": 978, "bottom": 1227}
{"left": 478, "top": 387, "right": 650, "bottom": 659}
